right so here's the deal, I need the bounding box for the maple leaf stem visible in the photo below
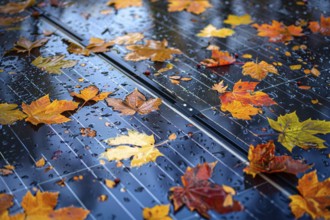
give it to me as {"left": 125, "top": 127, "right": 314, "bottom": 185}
{"left": 78, "top": 101, "right": 88, "bottom": 111}
{"left": 154, "top": 140, "right": 169, "bottom": 147}
{"left": 254, "top": 133, "right": 279, "bottom": 137}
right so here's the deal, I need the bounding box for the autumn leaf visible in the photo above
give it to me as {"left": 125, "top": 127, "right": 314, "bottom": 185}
{"left": 253, "top": 20, "right": 303, "bottom": 42}
{"left": 289, "top": 171, "right": 330, "bottom": 219}
{"left": 0, "top": 0, "right": 35, "bottom": 14}
{"left": 224, "top": 14, "right": 253, "bottom": 28}
{"left": 66, "top": 41, "right": 91, "bottom": 56}
{"left": 11, "top": 37, "right": 48, "bottom": 56}
{"left": 168, "top": 0, "right": 212, "bottom": 14}
{"left": 170, "top": 162, "right": 243, "bottom": 218}
{"left": 0, "top": 16, "right": 27, "bottom": 26}
{"left": 107, "top": 0, "right": 142, "bottom": 9}
{"left": 244, "top": 141, "right": 310, "bottom": 177}
{"left": 200, "top": 49, "right": 236, "bottom": 67}
{"left": 125, "top": 39, "right": 182, "bottom": 62}
{"left": 70, "top": 85, "right": 112, "bottom": 107}
{"left": 0, "top": 103, "right": 26, "bottom": 125}
{"left": 22, "top": 94, "right": 79, "bottom": 126}
{"left": 143, "top": 204, "right": 172, "bottom": 220}
{"left": 0, "top": 194, "right": 13, "bottom": 214}
{"left": 35, "top": 158, "right": 46, "bottom": 168}
{"left": 110, "top": 33, "right": 144, "bottom": 45}
{"left": 105, "top": 179, "right": 117, "bottom": 188}
{"left": 212, "top": 80, "right": 228, "bottom": 93}
{"left": 220, "top": 80, "right": 276, "bottom": 120}
{"left": 268, "top": 111, "right": 330, "bottom": 152}
{"left": 309, "top": 15, "right": 330, "bottom": 36}
{"left": 86, "top": 37, "right": 113, "bottom": 53}
{"left": 32, "top": 55, "right": 77, "bottom": 74}
{"left": 106, "top": 88, "right": 162, "bottom": 115}
{"left": 0, "top": 165, "right": 15, "bottom": 176}
{"left": 1, "top": 191, "right": 89, "bottom": 220}
{"left": 80, "top": 127, "right": 97, "bottom": 138}
{"left": 242, "top": 61, "right": 278, "bottom": 80}
{"left": 197, "top": 25, "right": 235, "bottom": 38}
{"left": 101, "top": 130, "right": 163, "bottom": 167}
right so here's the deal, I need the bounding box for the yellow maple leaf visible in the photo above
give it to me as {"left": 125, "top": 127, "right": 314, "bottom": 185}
{"left": 168, "top": 0, "right": 212, "bottom": 14}
{"left": 224, "top": 14, "right": 253, "bottom": 28}
{"left": 32, "top": 55, "right": 77, "bottom": 74}
{"left": 268, "top": 111, "right": 330, "bottom": 151}
{"left": 212, "top": 80, "right": 228, "bottom": 93}
{"left": 107, "top": 0, "right": 142, "bottom": 9}
{"left": 22, "top": 94, "right": 79, "bottom": 126}
{"left": 197, "top": 25, "right": 235, "bottom": 38}
{"left": 290, "top": 171, "right": 330, "bottom": 219}
{"left": 0, "top": 103, "right": 26, "bottom": 125}
{"left": 242, "top": 61, "right": 278, "bottom": 80}
{"left": 221, "top": 100, "right": 261, "bottom": 120}
{"left": 143, "top": 204, "right": 172, "bottom": 220}
{"left": 125, "top": 39, "right": 182, "bottom": 62}
{"left": 101, "top": 130, "right": 163, "bottom": 167}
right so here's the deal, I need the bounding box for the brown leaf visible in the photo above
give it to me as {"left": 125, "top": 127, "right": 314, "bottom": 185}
{"left": 170, "top": 162, "right": 243, "bottom": 218}
{"left": 242, "top": 61, "right": 278, "bottom": 80}
{"left": 201, "top": 50, "right": 236, "bottom": 67}
{"left": 11, "top": 37, "right": 48, "bottom": 55}
{"left": 22, "top": 94, "right": 79, "bottom": 125}
{"left": 0, "top": 194, "right": 13, "bottom": 214}
{"left": 244, "top": 141, "right": 311, "bottom": 177}
{"left": 0, "top": 16, "right": 27, "bottom": 26}
{"left": 125, "top": 39, "right": 182, "bottom": 62}
{"left": 80, "top": 127, "right": 97, "bottom": 138}
{"left": 168, "top": 0, "right": 212, "bottom": 14}
{"left": 67, "top": 41, "right": 91, "bottom": 56}
{"left": 106, "top": 89, "right": 162, "bottom": 115}
{"left": 289, "top": 171, "right": 330, "bottom": 219}
{"left": 86, "top": 37, "right": 113, "bottom": 53}
{"left": 0, "top": 0, "right": 35, "bottom": 14}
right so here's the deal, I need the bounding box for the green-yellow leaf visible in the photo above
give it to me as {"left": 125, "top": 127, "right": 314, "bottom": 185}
{"left": 268, "top": 112, "right": 330, "bottom": 151}
{"left": 197, "top": 25, "right": 235, "bottom": 38}
{"left": 32, "top": 55, "right": 77, "bottom": 74}
{"left": 0, "top": 103, "right": 26, "bottom": 125}
{"left": 224, "top": 14, "right": 253, "bottom": 28}
{"left": 101, "top": 130, "right": 163, "bottom": 167}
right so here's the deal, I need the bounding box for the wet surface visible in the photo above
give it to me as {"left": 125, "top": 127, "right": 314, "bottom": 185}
{"left": 0, "top": 0, "right": 329, "bottom": 219}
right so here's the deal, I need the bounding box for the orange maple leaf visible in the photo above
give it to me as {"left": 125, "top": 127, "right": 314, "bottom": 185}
{"left": 309, "top": 15, "right": 330, "bottom": 36}
{"left": 168, "top": 0, "right": 212, "bottom": 14}
{"left": 253, "top": 20, "right": 303, "bottom": 42}
{"left": 106, "top": 88, "right": 162, "bottom": 115}
{"left": 201, "top": 50, "right": 236, "bottom": 67}
{"left": 70, "top": 85, "right": 112, "bottom": 106}
{"left": 22, "top": 94, "right": 79, "bottom": 125}
{"left": 242, "top": 61, "right": 278, "bottom": 80}
{"left": 219, "top": 80, "right": 276, "bottom": 120}
{"left": 289, "top": 171, "right": 330, "bottom": 219}
{"left": 125, "top": 39, "right": 182, "bottom": 62}
{"left": 244, "top": 141, "right": 310, "bottom": 177}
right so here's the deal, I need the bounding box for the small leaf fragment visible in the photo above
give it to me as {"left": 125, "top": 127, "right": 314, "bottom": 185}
{"left": 107, "top": 0, "right": 142, "bottom": 9}
{"left": 35, "top": 158, "right": 46, "bottom": 168}
{"left": 224, "top": 14, "right": 253, "bottom": 28}
{"left": 110, "top": 33, "right": 144, "bottom": 45}
{"left": 168, "top": 0, "right": 212, "bottom": 14}
{"left": 201, "top": 49, "right": 236, "bottom": 67}
{"left": 197, "top": 25, "right": 235, "bottom": 38}
{"left": 212, "top": 80, "right": 228, "bottom": 94}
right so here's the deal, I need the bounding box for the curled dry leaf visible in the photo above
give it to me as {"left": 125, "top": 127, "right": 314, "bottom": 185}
{"left": 242, "top": 61, "right": 278, "bottom": 80}
{"left": 0, "top": 103, "right": 26, "bottom": 125}
{"left": 220, "top": 80, "right": 276, "bottom": 120}
{"left": 32, "top": 55, "right": 77, "bottom": 74}
{"left": 212, "top": 80, "right": 228, "bottom": 93}
{"left": 309, "top": 15, "right": 330, "bottom": 36}
{"left": 70, "top": 85, "right": 112, "bottom": 104}
{"left": 110, "top": 33, "right": 144, "bottom": 45}
{"left": 143, "top": 204, "right": 172, "bottom": 220}
{"left": 253, "top": 20, "right": 303, "bottom": 42}
{"left": 244, "top": 141, "right": 310, "bottom": 177}
{"left": 0, "top": 16, "right": 27, "bottom": 26}
{"left": 168, "top": 0, "right": 212, "bottom": 14}
{"left": 170, "top": 162, "right": 243, "bottom": 218}
{"left": 106, "top": 88, "right": 162, "bottom": 115}
{"left": 0, "top": 0, "right": 35, "bottom": 14}
{"left": 224, "top": 14, "right": 253, "bottom": 28}
{"left": 289, "top": 171, "right": 330, "bottom": 219}
{"left": 22, "top": 94, "right": 79, "bottom": 126}
{"left": 107, "top": 0, "right": 142, "bottom": 9}
{"left": 268, "top": 111, "right": 330, "bottom": 152}
{"left": 0, "top": 165, "right": 14, "bottom": 176}
{"left": 101, "top": 130, "right": 163, "bottom": 167}
{"left": 35, "top": 158, "right": 46, "bottom": 168}
{"left": 11, "top": 37, "right": 48, "bottom": 56}
{"left": 86, "top": 37, "right": 114, "bottom": 53}
{"left": 157, "top": 63, "right": 174, "bottom": 74}
{"left": 197, "top": 25, "right": 235, "bottom": 38}
{"left": 201, "top": 49, "right": 236, "bottom": 67}
{"left": 125, "top": 39, "right": 182, "bottom": 62}
{"left": 0, "top": 190, "right": 89, "bottom": 220}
